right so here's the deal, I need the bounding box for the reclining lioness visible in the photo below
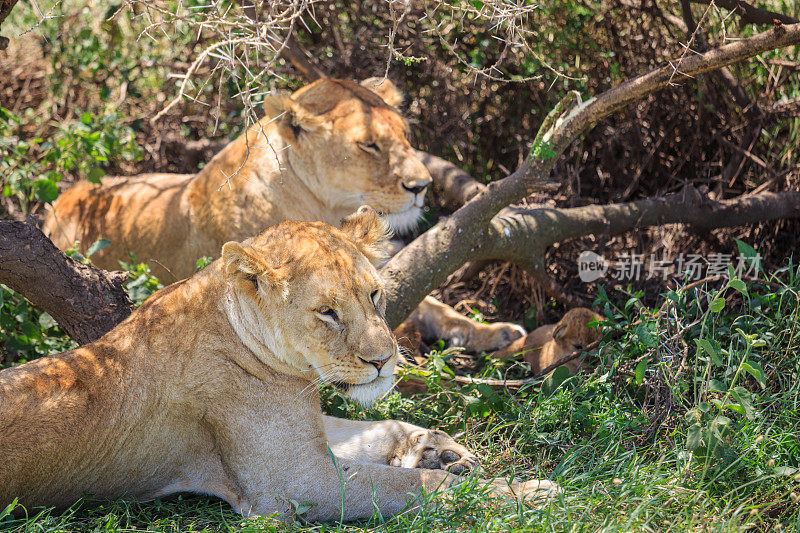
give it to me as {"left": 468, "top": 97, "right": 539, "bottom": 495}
{"left": 1, "top": 207, "right": 557, "bottom": 519}
{"left": 43, "top": 77, "right": 523, "bottom": 353}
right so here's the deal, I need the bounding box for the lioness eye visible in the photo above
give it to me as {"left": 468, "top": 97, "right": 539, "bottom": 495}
{"left": 371, "top": 290, "right": 381, "bottom": 307}
{"left": 359, "top": 142, "right": 380, "bottom": 154}
{"left": 317, "top": 308, "right": 339, "bottom": 322}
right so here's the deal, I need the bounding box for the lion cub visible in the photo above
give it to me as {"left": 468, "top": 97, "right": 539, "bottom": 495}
{"left": 491, "top": 308, "right": 602, "bottom": 374}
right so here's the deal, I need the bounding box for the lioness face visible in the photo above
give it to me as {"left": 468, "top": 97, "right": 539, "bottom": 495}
{"left": 265, "top": 79, "right": 432, "bottom": 233}
{"left": 222, "top": 207, "right": 398, "bottom": 407}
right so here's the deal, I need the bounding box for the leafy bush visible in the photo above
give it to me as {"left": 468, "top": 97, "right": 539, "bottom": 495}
{"left": 0, "top": 106, "right": 141, "bottom": 213}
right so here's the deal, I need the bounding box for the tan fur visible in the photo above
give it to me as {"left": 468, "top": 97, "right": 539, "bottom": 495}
{"left": 42, "top": 78, "right": 524, "bottom": 353}
{"left": 2, "top": 210, "right": 558, "bottom": 519}
{"left": 409, "top": 296, "right": 526, "bottom": 353}
{"left": 43, "top": 79, "right": 430, "bottom": 280}
{"left": 491, "top": 308, "right": 602, "bottom": 374}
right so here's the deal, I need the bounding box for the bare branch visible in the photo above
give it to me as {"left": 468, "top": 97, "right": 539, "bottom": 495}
{"left": 690, "top": 0, "right": 799, "bottom": 26}
{"left": 280, "top": 33, "right": 326, "bottom": 82}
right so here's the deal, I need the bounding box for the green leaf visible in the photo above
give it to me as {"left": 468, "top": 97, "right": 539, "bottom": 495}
{"left": 730, "top": 386, "right": 756, "bottom": 420}
{"left": 34, "top": 179, "right": 59, "bottom": 203}
{"left": 0, "top": 498, "right": 19, "bottom": 521}
{"left": 741, "top": 360, "right": 766, "bottom": 388}
{"left": 635, "top": 323, "right": 657, "bottom": 347}
{"left": 634, "top": 360, "right": 647, "bottom": 386}
{"left": 696, "top": 338, "right": 724, "bottom": 366}
{"left": 432, "top": 354, "right": 455, "bottom": 378}
{"left": 710, "top": 297, "right": 725, "bottom": 313}
{"left": 86, "top": 238, "right": 111, "bottom": 258}
{"left": 708, "top": 379, "right": 727, "bottom": 393}
{"left": 727, "top": 279, "right": 747, "bottom": 295}
{"left": 686, "top": 423, "right": 703, "bottom": 451}
{"left": 736, "top": 239, "right": 758, "bottom": 259}
{"left": 541, "top": 366, "right": 571, "bottom": 398}
{"left": 289, "top": 499, "right": 314, "bottom": 515}
{"left": 736, "top": 239, "right": 762, "bottom": 273}
{"left": 87, "top": 166, "right": 106, "bottom": 183}
{"left": 21, "top": 320, "right": 41, "bottom": 339}
{"left": 80, "top": 112, "right": 92, "bottom": 125}
{"left": 712, "top": 414, "right": 731, "bottom": 426}
{"left": 38, "top": 312, "right": 57, "bottom": 330}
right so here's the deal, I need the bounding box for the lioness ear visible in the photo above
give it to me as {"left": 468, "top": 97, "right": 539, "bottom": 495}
{"left": 361, "top": 77, "right": 404, "bottom": 108}
{"left": 552, "top": 323, "right": 567, "bottom": 342}
{"left": 221, "top": 241, "right": 285, "bottom": 288}
{"left": 264, "top": 92, "right": 328, "bottom": 140}
{"left": 339, "top": 205, "right": 393, "bottom": 267}
{"left": 263, "top": 91, "right": 292, "bottom": 121}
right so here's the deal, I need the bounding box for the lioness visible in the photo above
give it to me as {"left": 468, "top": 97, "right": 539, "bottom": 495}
{"left": 43, "top": 78, "right": 523, "bottom": 353}
{"left": 491, "top": 308, "right": 602, "bottom": 374}
{"left": 1, "top": 207, "right": 557, "bottom": 519}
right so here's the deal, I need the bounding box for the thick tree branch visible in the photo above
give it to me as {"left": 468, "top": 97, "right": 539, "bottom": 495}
{"left": 482, "top": 189, "right": 800, "bottom": 270}
{"left": 382, "top": 23, "right": 800, "bottom": 328}
{"left": 412, "top": 149, "right": 486, "bottom": 206}
{"left": 388, "top": 187, "right": 800, "bottom": 330}
{"left": 0, "top": 218, "right": 133, "bottom": 344}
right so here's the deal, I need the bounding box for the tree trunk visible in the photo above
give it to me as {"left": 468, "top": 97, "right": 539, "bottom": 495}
{"left": 0, "top": 218, "right": 133, "bottom": 344}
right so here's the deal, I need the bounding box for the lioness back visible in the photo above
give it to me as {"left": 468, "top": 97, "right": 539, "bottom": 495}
{"left": 45, "top": 173, "right": 197, "bottom": 271}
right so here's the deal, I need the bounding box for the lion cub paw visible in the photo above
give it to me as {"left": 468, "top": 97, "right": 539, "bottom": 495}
{"left": 493, "top": 479, "right": 562, "bottom": 504}
{"left": 391, "top": 429, "right": 478, "bottom": 475}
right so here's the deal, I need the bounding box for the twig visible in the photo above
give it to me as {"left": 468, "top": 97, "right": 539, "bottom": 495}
{"left": 690, "top": 0, "right": 799, "bottom": 25}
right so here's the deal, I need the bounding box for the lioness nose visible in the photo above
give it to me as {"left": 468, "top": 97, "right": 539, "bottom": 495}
{"left": 360, "top": 354, "right": 393, "bottom": 371}
{"left": 402, "top": 181, "right": 430, "bottom": 196}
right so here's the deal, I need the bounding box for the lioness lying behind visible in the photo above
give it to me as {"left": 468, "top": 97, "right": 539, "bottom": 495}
{"left": 43, "top": 77, "right": 523, "bottom": 354}
{"left": 1, "top": 207, "right": 557, "bottom": 520}
{"left": 491, "top": 308, "right": 602, "bottom": 374}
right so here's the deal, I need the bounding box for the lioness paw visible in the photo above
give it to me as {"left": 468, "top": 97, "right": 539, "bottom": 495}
{"left": 391, "top": 429, "right": 478, "bottom": 475}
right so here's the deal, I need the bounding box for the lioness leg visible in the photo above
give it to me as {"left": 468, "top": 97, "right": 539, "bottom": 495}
{"left": 226, "top": 450, "right": 555, "bottom": 521}
{"left": 292, "top": 457, "right": 558, "bottom": 521}
{"left": 406, "top": 296, "right": 525, "bottom": 353}
{"left": 323, "top": 416, "right": 477, "bottom": 474}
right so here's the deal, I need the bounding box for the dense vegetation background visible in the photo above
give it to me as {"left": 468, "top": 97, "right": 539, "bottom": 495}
{"left": 1, "top": 0, "right": 799, "bottom": 530}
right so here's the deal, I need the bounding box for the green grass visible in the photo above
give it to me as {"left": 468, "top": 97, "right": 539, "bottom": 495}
{"left": 3, "top": 263, "right": 800, "bottom": 531}
{"left": 2, "top": 0, "right": 800, "bottom": 529}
